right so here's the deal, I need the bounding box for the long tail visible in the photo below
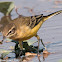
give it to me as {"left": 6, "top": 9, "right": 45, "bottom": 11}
{"left": 43, "top": 10, "right": 62, "bottom": 21}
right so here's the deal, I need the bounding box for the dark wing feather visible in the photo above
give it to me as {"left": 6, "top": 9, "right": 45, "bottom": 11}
{"left": 29, "top": 14, "right": 43, "bottom": 28}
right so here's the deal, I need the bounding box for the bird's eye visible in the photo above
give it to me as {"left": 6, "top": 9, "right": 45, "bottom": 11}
{"left": 7, "top": 28, "right": 16, "bottom": 36}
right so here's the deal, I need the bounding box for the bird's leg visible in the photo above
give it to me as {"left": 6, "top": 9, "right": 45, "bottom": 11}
{"left": 35, "top": 35, "right": 41, "bottom": 62}
{"left": 18, "top": 41, "right": 23, "bottom": 56}
{"left": 40, "top": 39, "right": 47, "bottom": 50}
{"left": 19, "top": 41, "right": 23, "bottom": 50}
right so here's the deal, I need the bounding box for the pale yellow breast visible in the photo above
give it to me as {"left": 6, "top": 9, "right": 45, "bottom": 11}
{"left": 16, "top": 25, "right": 32, "bottom": 39}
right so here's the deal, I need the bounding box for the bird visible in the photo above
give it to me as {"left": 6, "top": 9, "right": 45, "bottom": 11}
{"left": 1, "top": 10, "right": 62, "bottom": 62}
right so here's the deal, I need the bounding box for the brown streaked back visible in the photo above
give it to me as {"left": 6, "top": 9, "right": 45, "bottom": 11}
{"left": 12, "top": 14, "right": 43, "bottom": 29}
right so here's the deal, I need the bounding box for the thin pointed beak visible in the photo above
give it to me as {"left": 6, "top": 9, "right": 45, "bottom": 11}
{"left": 2, "top": 36, "right": 6, "bottom": 42}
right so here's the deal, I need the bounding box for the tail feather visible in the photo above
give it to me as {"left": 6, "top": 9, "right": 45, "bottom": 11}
{"left": 43, "top": 10, "right": 62, "bottom": 21}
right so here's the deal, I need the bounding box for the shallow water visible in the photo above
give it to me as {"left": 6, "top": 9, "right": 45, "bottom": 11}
{"left": 0, "top": 0, "right": 62, "bottom": 62}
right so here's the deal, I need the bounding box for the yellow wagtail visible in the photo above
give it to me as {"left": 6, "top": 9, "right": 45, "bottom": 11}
{"left": 1, "top": 10, "right": 62, "bottom": 62}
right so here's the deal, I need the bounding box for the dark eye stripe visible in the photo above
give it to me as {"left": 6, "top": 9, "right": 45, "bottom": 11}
{"left": 7, "top": 28, "right": 15, "bottom": 36}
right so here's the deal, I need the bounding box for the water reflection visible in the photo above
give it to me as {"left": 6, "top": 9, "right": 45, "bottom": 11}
{"left": 43, "top": 50, "right": 50, "bottom": 61}
{"left": 22, "top": 55, "right": 35, "bottom": 62}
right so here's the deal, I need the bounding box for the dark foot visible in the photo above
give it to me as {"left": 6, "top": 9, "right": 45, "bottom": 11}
{"left": 15, "top": 42, "right": 25, "bottom": 58}
{"left": 15, "top": 49, "right": 25, "bottom": 58}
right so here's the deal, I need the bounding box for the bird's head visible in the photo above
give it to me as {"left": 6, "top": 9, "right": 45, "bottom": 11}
{"left": 2, "top": 23, "right": 17, "bottom": 38}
